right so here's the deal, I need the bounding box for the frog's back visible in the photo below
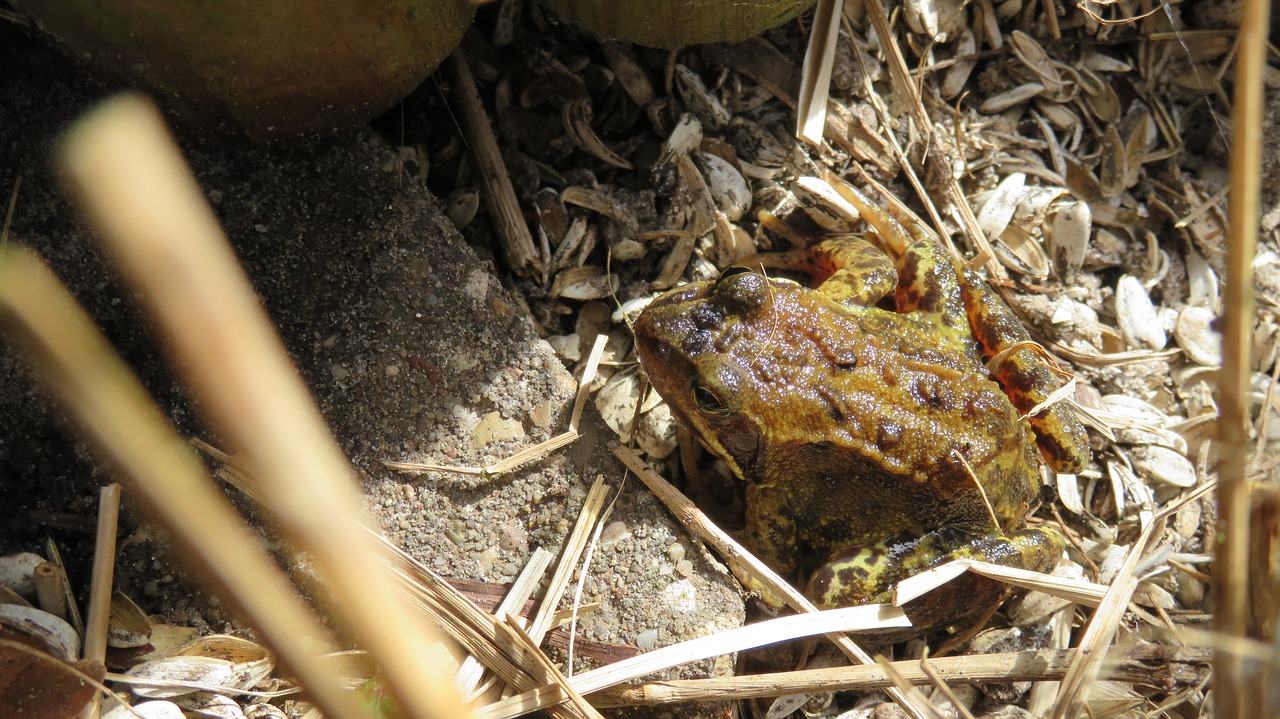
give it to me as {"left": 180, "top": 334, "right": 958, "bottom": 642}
{"left": 737, "top": 286, "right": 1043, "bottom": 535}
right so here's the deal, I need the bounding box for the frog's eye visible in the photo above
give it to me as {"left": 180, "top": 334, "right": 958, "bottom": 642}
{"left": 714, "top": 266, "right": 752, "bottom": 287}
{"left": 692, "top": 381, "right": 730, "bottom": 415}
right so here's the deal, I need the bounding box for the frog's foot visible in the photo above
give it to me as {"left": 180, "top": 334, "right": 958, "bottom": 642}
{"left": 805, "top": 526, "right": 1064, "bottom": 628}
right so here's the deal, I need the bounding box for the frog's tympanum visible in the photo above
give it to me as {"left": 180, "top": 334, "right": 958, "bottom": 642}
{"left": 634, "top": 183, "right": 1090, "bottom": 628}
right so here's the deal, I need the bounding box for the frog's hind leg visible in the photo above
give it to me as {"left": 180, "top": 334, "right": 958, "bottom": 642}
{"left": 806, "top": 525, "right": 1064, "bottom": 628}
{"left": 832, "top": 182, "right": 977, "bottom": 348}
{"left": 897, "top": 525, "right": 1065, "bottom": 628}
{"left": 955, "top": 267, "right": 1092, "bottom": 474}
{"left": 892, "top": 240, "right": 980, "bottom": 356}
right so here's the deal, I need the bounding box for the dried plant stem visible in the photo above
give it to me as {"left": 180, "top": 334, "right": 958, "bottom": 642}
{"left": 33, "top": 563, "right": 67, "bottom": 619}
{"left": 862, "top": 0, "right": 996, "bottom": 279}
{"left": 450, "top": 46, "right": 542, "bottom": 277}
{"left": 385, "top": 333, "right": 607, "bottom": 478}
{"left": 796, "top": 0, "right": 843, "bottom": 143}
{"left": 58, "top": 94, "right": 468, "bottom": 719}
{"left": 1215, "top": 0, "right": 1270, "bottom": 716}
{"left": 588, "top": 644, "right": 1212, "bottom": 708}
{"left": 380, "top": 540, "right": 602, "bottom": 719}
{"left": 79, "top": 483, "right": 120, "bottom": 719}
{"left": 479, "top": 604, "right": 912, "bottom": 719}
{"left": 0, "top": 247, "right": 373, "bottom": 719}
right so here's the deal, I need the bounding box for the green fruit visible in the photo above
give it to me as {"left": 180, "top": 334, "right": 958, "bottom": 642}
{"left": 16, "top": 0, "right": 476, "bottom": 136}
{"left": 540, "top": 0, "right": 816, "bottom": 48}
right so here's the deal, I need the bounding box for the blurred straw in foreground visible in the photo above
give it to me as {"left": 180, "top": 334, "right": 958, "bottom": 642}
{"left": 2, "top": 93, "right": 471, "bottom": 719}
{"left": 0, "top": 246, "right": 375, "bottom": 719}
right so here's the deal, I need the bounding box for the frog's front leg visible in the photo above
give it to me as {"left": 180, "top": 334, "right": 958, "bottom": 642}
{"left": 806, "top": 525, "right": 1065, "bottom": 626}
{"left": 738, "top": 483, "right": 801, "bottom": 610}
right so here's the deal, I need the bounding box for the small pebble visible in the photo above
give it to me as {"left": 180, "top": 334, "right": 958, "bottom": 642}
{"left": 599, "top": 520, "right": 632, "bottom": 546}
{"left": 1115, "top": 275, "right": 1166, "bottom": 350}
{"left": 636, "top": 628, "right": 659, "bottom": 651}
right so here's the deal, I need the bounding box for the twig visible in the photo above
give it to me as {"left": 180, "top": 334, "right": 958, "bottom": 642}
{"left": 476, "top": 604, "right": 913, "bottom": 719}
{"left": 586, "top": 645, "right": 1213, "bottom": 707}
{"left": 385, "top": 333, "right": 607, "bottom": 478}
{"left": 449, "top": 46, "right": 542, "bottom": 277}
{"left": 1216, "top": 0, "right": 1269, "bottom": 716}
{"left": 78, "top": 483, "right": 120, "bottom": 719}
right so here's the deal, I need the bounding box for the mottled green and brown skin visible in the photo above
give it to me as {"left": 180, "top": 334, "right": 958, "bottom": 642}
{"left": 633, "top": 185, "right": 1089, "bottom": 627}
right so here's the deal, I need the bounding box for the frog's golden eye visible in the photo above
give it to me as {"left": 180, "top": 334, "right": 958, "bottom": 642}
{"left": 692, "top": 381, "right": 729, "bottom": 415}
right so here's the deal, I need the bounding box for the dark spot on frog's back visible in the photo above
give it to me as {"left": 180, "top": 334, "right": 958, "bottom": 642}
{"left": 917, "top": 285, "right": 945, "bottom": 314}
{"left": 913, "top": 376, "right": 949, "bottom": 410}
{"left": 898, "top": 252, "right": 920, "bottom": 287}
{"left": 876, "top": 421, "right": 904, "bottom": 447}
{"left": 691, "top": 303, "right": 725, "bottom": 330}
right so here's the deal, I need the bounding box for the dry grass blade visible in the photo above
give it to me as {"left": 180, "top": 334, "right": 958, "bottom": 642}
{"left": 503, "top": 615, "right": 604, "bottom": 718}
{"left": 79, "top": 483, "right": 120, "bottom": 719}
{"left": 894, "top": 559, "right": 1107, "bottom": 608}
{"left": 528, "top": 475, "right": 610, "bottom": 645}
{"left": 860, "top": 0, "right": 1003, "bottom": 279}
{"left": 378, "top": 539, "right": 600, "bottom": 719}
{"left": 57, "top": 94, "right": 468, "bottom": 719}
{"left": 916, "top": 652, "right": 976, "bottom": 719}
{"left": 478, "top": 604, "right": 912, "bottom": 719}
{"left": 796, "top": 0, "right": 844, "bottom": 144}
{"left": 875, "top": 656, "right": 945, "bottom": 719}
{"left": 610, "top": 444, "right": 932, "bottom": 719}
{"left": 0, "top": 247, "right": 373, "bottom": 719}
{"left": 1215, "top": 0, "right": 1269, "bottom": 717}
{"left": 456, "top": 548, "right": 555, "bottom": 698}
{"left": 588, "top": 644, "right": 1212, "bottom": 708}
{"left": 1050, "top": 481, "right": 1217, "bottom": 718}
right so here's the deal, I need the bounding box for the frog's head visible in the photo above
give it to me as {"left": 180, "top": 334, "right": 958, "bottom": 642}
{"left": 633, "top": 268, "right": 776, "bottom": 480}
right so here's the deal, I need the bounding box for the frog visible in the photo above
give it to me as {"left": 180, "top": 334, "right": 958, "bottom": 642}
{"left": 632, "top": 181, "right": 1090, "bottom": 628}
